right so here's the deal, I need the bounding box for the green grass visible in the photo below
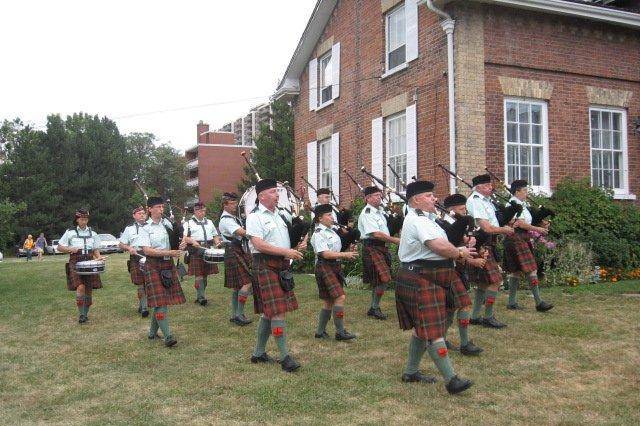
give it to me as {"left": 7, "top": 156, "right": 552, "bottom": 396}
{"left": 1, "top": 254, "right": 639, "bottom": 424}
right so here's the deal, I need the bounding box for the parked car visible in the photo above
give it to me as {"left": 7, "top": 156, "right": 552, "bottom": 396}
{"left": 45, "top": 239, "right": 63, "bottom": 255}
{"left": 98, "top": 234, "right": 123, "bottom": 254}
{"left": 0, "top": 250, "right": 4, "bottom": 261}
{"left": 15, "top": 246, "right": 27, "bottom": 257}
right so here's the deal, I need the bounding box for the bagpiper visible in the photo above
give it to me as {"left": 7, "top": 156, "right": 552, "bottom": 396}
{"left": 246, "top": 179, "right": 305, "bottom": 372}
{"left": 466, "top": 174, "right": 515, "bottom": 329}
{"left": 504, "top": 179, "right": 554, "bottom": 312}
{"left": 357, "top": 186, "right": 400, "bottom": 320}
{"left": 57, "top": 208, "right": 104, "bottom": 324}
{"left": 218, "top": 192, "right": 254, "bottom": 326}
{"left": 396, "top": 180, "right": 473, "bottom": 394}
{"left": 182, "top": 201, "right": 222, "bottom": 306}
{"left": 139, "top": 196, "right": 186, "bottom": 347}
{"left": 310, "top": 203, "right": 358, "bottom": 341}
{"left": 118, "top": 206, "right": 149, "bottom": 317}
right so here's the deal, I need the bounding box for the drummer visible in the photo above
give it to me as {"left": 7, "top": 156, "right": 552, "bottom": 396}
{"left": 218, "top": 192, "right": 254, "bottom": 326}
{"left": 139, "top": 196, "right": 187, "bottom": 347}
{"left": 182, "top": 201, "right": 222, "bottom": 306}
{"left": 57, "top": 208, "right": 105, "bottom": 324}
{"left": 118, "top": 206, "right": 149, "bottom": 318}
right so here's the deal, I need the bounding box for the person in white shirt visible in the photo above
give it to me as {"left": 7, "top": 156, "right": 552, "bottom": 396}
{"left": 118, "top": 206, "right": 149, "bottom": 318}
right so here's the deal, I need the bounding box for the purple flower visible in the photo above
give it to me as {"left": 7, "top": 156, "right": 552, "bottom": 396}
{"left": 544, "top": 241, "right": 556, "bottom": 249}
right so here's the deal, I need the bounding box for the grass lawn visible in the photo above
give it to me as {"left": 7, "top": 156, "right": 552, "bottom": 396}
{"left": 1, "top": 253, "right": 639, "bottom": 425}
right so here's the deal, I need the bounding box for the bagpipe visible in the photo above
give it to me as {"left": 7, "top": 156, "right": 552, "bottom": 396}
{"left": 436, "top": 164, "right": 522, "bottom": 227}
{"left": 359, "top": 166, "right": 405, "bottom": 236}
{"left": 239, "top": 151, "right": 310, "bottom": 249}
{"left": 484, "top": 168, "right": 555, "bottom": 226}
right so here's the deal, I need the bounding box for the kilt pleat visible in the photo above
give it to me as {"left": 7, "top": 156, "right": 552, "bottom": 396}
{"left": 362, "top": 244, "right": 392, "bottom": 287}
{"left": 224, "top": 244, "right": 253, "bottom": 290}
{"left": 187, "top": 246, "right": 219, "bottom": 276}
{"left": 315, "top": 261, "right": 346, "bottom": 300}
{"left": 503, "top": 232, "right": 537, "bottom": 273}
{"left": 468, "top": 249, "right": 503, "bottom": 288}
{"left": 252, "top": 255, "right": 298, "bottom": 318}
{"left": 66, "top": 253, "right": 103, "bottom": 291}
{"left": 128, "top": 256, "right": 145, "bottom": 286}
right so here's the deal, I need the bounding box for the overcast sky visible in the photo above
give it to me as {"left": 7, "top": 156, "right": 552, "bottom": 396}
{"left": 0, "top": 0, "right": 316, "bottom": 151}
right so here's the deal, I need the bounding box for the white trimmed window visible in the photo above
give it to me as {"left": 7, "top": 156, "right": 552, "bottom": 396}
{"left": 319, "top": 52, "right": 333, "bottom": 106}
{"left": 386, "top": 112, "right": 407, "bottom": 193}
{"left": 590, "top": 107, "right": 629, "bottom": 195}
{"left": 385, "top": 4, "right": 406, "bottom": 73}
{"left": 504, "top": 99, "right": 549, "bottom": 191}
{"left": 319, "top": 138, "right": 332, "bottom": 189}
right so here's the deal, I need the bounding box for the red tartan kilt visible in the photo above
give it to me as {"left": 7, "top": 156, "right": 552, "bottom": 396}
{"left": 187, "top": 247, "right": 219, "bottom": 276}
{"left": 362, "top": 244, "right": 392, "bottom": 287}
{"left": 469, "top": 249, "right": 503, "bottom": 289}
{"left": 144, "top": 257, "right": 186, "bottom": 308}
{"left": 447, "top": 271, "right": 472, "bottom": 311}
{"left": 252, "top": 255, "right": 298, "bottom": 318}
{"left": 503, "top": 232, "right": 538, "bottom": 274}
{"left": 395, "top": 266, "right": 450, "bottom": 340}
{"left": 224, "top": 244, "right": 253, "bottom": 290}
{"left": 315, "top": 261, "right": 346, "bottom": 300}
{"left": 65, "top": 253, "right": 103, "bottom": 291}
{"left": 127, "top": 257, "right": 145, "bottom": 286}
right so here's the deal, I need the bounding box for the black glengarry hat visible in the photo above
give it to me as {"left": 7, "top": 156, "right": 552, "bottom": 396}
{"left": 147, "top": 196, "right": 164, "bottom": 207}
{"left": 406, "top": 180, "right": 435, "bottom": 199}
{"left": 510, "top": 179, "right": 528, "bottom": 194}
{"left": 363, "top": 186, "right": 382, "bottom": 197}
{"left": 256, "top": 178, "right": 277, "bottom": 194}
{"left": 316, "top": 187, "right": 331, "bottom": 195}
{"left": 472, "top": 174, "right": 491, "bottom": 186}
{"left": 443, "top": 193, "right": 467, "bottom": 208}
{"left": 313, "top": 203, "right": 333, "bottom": 217}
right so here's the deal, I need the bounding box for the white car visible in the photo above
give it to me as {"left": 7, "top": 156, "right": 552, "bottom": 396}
{"left": 46, "top": 239, "right": 63, "bottom": 255}
{"left": 98, "top": 234, "right": 123, "bottom": 254}
{"left": 0, "top": 251, "right": 3, "bottom": 261}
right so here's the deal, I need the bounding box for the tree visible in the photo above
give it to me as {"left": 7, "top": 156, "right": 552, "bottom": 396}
{"left": 238, "top": 100, "right": 294, "bottom": 192}
{"left": 0, "top": 199, "right": 26, "bottom": 250}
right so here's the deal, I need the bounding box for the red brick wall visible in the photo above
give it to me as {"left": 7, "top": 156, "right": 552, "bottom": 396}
{"left": 292, "top": 0, "right": 450, "bottom": 205}
{"left": 482, "top": 5, "right": 640, "bottom": 197}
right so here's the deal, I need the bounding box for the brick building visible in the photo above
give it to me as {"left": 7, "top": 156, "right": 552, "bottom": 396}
{"left": 185, "top": 122, "right": 254, "bottom": 204}
{"left": 274, "top": 0, "right": 640, "bottom": 205}
{"left": 218, "top": 103, "right": 272, "bottom": 146}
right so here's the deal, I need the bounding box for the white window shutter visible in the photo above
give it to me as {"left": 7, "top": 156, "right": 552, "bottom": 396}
{"left": 307, "top": 141, "right": 318, "bottom": 204}
{"left": 406, "top": 104, "right": 418, "bottom": 182}
{"left": 332, "top": 42, "right": 340, "bottom": 100}
{"left": 309, "top": 58, "right": 318, "bottom": 111}
{"left": 331, "top": 132, "right": 340, "bottom": 203}
{"left": 371, "top": 117, "right": 384, "bottom": 188}
{"left": 405, "top": 0, "right": 418, "bottom": 62}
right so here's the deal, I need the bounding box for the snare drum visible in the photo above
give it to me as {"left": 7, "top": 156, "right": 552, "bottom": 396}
{"left": 202, "top": 248, "right": 224, "bottom": 264}
{"left": 75, "top": 260, "right": 106, "bottom": 275}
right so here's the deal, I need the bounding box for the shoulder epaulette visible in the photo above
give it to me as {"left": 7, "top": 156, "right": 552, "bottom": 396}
{"left": 415, "top": 209, "right": 425, "bottom": 216}
{"left": 251, "top": 205, "right": 259, "bottom": 213}
{"left": 365, "top": 207, "right": 370, "bottom": 213}
{"left": 314, "top": 227, "right": 321, "bottom": 233}
{"left": 473, "top": 194, "right": 480, "bottom": 198}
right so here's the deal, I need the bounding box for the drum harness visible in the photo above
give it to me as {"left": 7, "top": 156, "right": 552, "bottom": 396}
{"left": 73, "top": 227, "right": 94, "bottom": 256}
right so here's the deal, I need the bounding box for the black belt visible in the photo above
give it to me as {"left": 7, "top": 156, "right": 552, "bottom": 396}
{"left": 252, "top": 253, "right": 285, "bottom": 262}
{"left": 401, "top": 259, "right": 454, "bottom": 271}
{"left": 362, "top": 239, "right": 386, "bottom": 247}
{"left": 225, "top": 239, "right": 243, "bottom": 247}
{"left": 317, "top": 257, "right": 339, "bottom": 265}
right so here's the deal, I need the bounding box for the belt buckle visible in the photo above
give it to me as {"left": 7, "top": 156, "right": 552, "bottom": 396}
{"left": 408, "top": 265, "right": 414, "bottom": 271}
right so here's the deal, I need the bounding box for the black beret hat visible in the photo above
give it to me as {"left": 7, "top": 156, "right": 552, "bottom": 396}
{"left": 363, "top": 186, "right": 382, "bottom": 197}
{"left": 510, "top": 179, "right": 528, "bottom": 194}
{"left": 313, "top": 203, "right": 333, "bottom": 217}
{"left": 75, "top": 208, "right": 90, "bottom": 218}
{"left": 316, "top": 187, "right": 331, "bottom": 196}
{"left": 223, "top": 192, "right": 238, "bottom": 200}
{"left": 194, "top": 200, "right": 206, "bottom": 210}
{"left": 132, "top": 205, "right": 145, "bottom": 215}
{"left": 147, "top": 196, "right": 164, "bottom": 207}
{"left": 443, "top": 193, "right": 467, "bottom": 208}
{"left": 406, "top": 180, "right": 435, "bottom": 199}
{"left": 472, "top": 174, "right": 491, "bottom": 186}
{"left": 255, "top": 178, "right": 278, "bottom": 194}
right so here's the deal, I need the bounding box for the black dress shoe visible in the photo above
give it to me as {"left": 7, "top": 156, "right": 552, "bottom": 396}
{"left": 367, "top": 307, "right": 388, "bottom": 320}
{"left": 164, "top": 337, "right": 178, "bottom": 347}
{"left": 482, "top": 317, "right": 507, "bottom": 329}
{"left": 335, "top": 330, "right": 356, "bottom": 341}
{"left": 401, "top": 371, "right": 437, "bottom": 384}
{"left": 536, "top": 301, "right": 554, "bottom": 312}
{"left": 506, "top": 303, "right": 523, "bottom": 310}
{"left": 469, "top": 318, "right": 483, "bottom": 325}
{"left": 446, "top": 375, "right": 473, "bottom": 394}
{"left": 314, "top": 331, "right": 330, "bottom": 339}
{"left": 280, "top": 355, "right": 301, "bottom": 372}
{"left": 250, "top": 352, "right": 275, "bottom": 364}
{"left": 445, "top": 340, "right": 459, "bottom": 351}
{"left": 141, "top": 310, "right": 150, "bottom": 318}
{"left": 199, "top": 298, "right": 208, "bottom": 306}
{"left": 460, "top": 340, "right": 483, "bottom": 356}
{"left": 78, "top": 315, "right": 87, "bottom": 324}
{"left": 235, "top": 314, "right": 252, "bottom": 325}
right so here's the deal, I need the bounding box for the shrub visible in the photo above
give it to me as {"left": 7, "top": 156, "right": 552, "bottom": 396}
{"left": 537, "top": 238, "right": 595, "bottom": 287}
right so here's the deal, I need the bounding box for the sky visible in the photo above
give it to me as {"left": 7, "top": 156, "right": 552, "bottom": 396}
{"left": 0, "top": 0, "right": 316, "bottom": 152}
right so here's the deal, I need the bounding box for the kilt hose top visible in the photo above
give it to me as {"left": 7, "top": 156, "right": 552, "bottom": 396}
{"left": 66, "top": 252, "right": 103, "bottom": 291}
{"left": 503, "top": 230, "right": 538, "bottom": 274}
{"left": 144, "top": 257, "right": 186, "bottom": 308}
{"left": 127, "top": 255, "right": 145, "bottom": 286}
{"left": 252, "top": 254, "right": 298, "bottom": 318}
{"left": 224, "top": 242, "right": 253, "bottom": 290}
{"left": 395, "top": 260, "right": 460, "bottom": 341}
{"left": 187, "top": 243, "right": 219, "bottom": 277}
{"left": 315, "top": 259, "right": 346, "bottom": 301}
{"left": 362, "top": 239, "right": 393, "bottom": 287}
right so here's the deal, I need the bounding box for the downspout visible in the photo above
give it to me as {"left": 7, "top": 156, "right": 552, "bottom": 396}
{"left": 420, "top": 0, "right": 456, "bottom": 194}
